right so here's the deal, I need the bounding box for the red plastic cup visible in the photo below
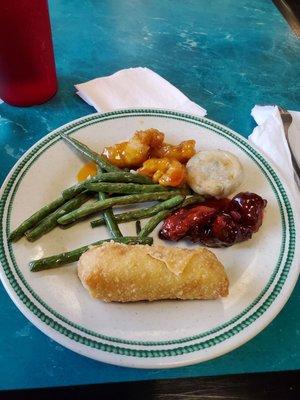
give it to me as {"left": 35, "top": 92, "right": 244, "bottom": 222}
{"left": 0, "top": 0, "right": 57, "bottom": 106}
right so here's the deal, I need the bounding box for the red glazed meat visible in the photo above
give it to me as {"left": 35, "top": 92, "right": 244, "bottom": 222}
{"left": 159, "top": 192, "right": 267, "bottom": 247}
{"left": 159, "top": 205, "right": 218, "bottom": 241}
{"left": 227, "top": 192, "right": 267, "bottom": 232}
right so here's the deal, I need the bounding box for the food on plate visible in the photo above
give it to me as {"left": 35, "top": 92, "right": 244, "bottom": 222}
{"left": 78, "top": 242, "right": 229, "bottom": 302}
{"left": 186, "top": 150, "right": 244, "bottom": 197}
{"left": 150, "top": 139, "right": 196, "bottom": 163}
{"left": 159, "top": 192, "right": 267, "bottom": 247}
{"left": 102, "top": 128, "right": 164, "bottom": 168}
{"left": 138, "top": 158, "right": 187, "bottom": 187}
{"left": 9, "top": 131, "right": 263, "bottom": 290}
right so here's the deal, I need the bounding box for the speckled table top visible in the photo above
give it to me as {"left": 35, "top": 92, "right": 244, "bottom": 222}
{"left": 0, "top": 0, "right": 299, "bottom": 391}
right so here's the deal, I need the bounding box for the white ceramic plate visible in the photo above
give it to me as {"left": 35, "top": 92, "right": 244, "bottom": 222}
{"left": 0, "top": 109, "right": 299, "bottom": 369}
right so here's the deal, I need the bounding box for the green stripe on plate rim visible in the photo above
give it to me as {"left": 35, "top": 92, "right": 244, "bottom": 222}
{"left": 0, "top": 109, "right": 295, "bottom": 357}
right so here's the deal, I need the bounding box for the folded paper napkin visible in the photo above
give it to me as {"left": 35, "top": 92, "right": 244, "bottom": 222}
{"left": 249, "top": 105, "right": 300, "bottom": 199}
{"left": 75, "top": 67, "right": 206, "bottom": 117}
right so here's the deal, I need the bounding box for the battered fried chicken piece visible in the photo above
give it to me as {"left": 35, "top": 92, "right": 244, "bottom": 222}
{"left": 138, "top": 158, "right": 187, "bottom": 187}
{"left": 150, "top": 140, "right": 196, "bottom": 163}
{"left": 102, "top": 128, "right": 164, "bottom": 168}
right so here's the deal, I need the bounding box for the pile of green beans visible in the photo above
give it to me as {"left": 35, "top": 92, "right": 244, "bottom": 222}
{"left": 9, "top": 135, "right": 203, "bottom": 271}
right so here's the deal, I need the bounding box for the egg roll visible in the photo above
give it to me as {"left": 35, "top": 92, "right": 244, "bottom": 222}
{"left": 78, "top": 242, "right": 229, "bottom": 302}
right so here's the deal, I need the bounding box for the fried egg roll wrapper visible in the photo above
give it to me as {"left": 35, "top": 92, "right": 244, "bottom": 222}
{"left": 78, "top": 243, "right": 229, "bottom": 302}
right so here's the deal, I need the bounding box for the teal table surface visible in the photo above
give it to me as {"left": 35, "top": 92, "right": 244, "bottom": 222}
{"left": 0, "top": 0, "right": 299, "bottom": 391}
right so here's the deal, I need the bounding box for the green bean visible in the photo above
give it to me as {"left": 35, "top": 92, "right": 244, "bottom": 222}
{"left": 60, "top": 133, "right": 119, "bottom": 172}
{"left": 58, "top": 221, "right": 78, "bottom": 230}
{"left": 180, "top": 195, "right": 205, "bottom": 208}
{"left": 101, "top": 206, "right": 123, "bottom": 237}
{"left": 57, "top": 191, "right": 181, "bottom": 225}
{"left": 85, "top": 182, "right": 169, "bottom": 194}
{"left": 135, "top": 220, "right": 142, "bottom": 235}
{"left": 90, "top": 195, "right": 184, "bottom": 227}
{"left": 9, "top": 195, "right": 66, "bottom": 242}
{"left": 24, "top": 193, "right": 91, "bottom": 242}
{"left": 62, "top": 175, "right": 104, "bottom": 199}
{"left": 138, "top": 210, "right": 170, "bottom": 238}
{"left": 29, "top": 236, "right": 153, "bottom": 272}
{"left": 96, "top": 166, "right": 122, "bottom": 238}
{"left": 62, "top": 172, "right": 153, "bottom": 200}
{"left": 93, "top": 171, "right": 153, "bottom": 184}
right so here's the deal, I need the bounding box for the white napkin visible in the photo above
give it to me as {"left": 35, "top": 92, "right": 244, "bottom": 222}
{"left": 75, "top": 67, "right": 206, "bottom": 117}
{"left": 249, "top": 105, "right": 300, "bottom": 199}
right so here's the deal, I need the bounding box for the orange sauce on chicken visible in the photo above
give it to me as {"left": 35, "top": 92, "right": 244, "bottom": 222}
{"left": 77, "top": 162, "right": 97, "bottom": 182}
{"left": 102, "top": 129, "right": 165, "bottom": 168}
{"left": 138, "top": 158, "right": 186, "bottom": 187}
{"left": 150, "top": 140, "right": 196, "bottom": 163}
